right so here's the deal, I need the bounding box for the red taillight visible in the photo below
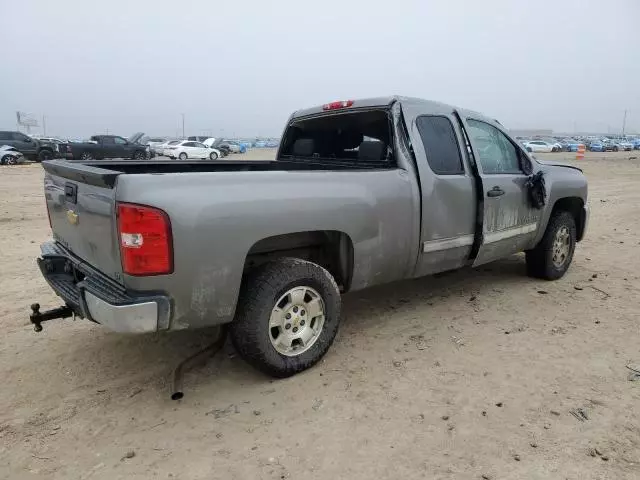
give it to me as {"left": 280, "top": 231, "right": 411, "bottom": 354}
{"left": 117, "top": 203, "right": 172, "bottom": 276}
{"left": 322, "top": 100, "right": 354, "bottom": 110}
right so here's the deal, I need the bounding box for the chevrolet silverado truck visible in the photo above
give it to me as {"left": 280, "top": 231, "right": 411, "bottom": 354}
{"left": 33, "top": 96, "right": 588, "bottom": 378}
{"left": 61, "top": 133, "right": 149, "bottom": 160}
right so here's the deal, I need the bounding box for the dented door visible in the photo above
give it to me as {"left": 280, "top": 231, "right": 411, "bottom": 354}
{"left": 461, "top": 117, "right": 541, "bottom": 267}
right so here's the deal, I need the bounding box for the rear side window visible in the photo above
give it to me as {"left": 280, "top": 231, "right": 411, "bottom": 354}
{"left": 416, "top": 116, "right": 464, "bottom": 175}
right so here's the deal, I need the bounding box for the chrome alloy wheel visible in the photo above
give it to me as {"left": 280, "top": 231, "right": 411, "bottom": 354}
{"left": 269, "top": 286, "right": 325, "bottom": 356}
{"left": 552, "top": 226, "right": 571, "bottom": 268}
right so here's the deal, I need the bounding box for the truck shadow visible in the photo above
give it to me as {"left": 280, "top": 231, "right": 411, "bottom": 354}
{"left": 341, "top": 253, "right": 529, "bottom": 330}
{"left": 55, "top": 254, "right": 530, "bottom": 402}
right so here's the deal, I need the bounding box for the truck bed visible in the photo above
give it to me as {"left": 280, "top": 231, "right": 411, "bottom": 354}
{"left": 42, "top": 158, "right": 393, "bottom": 188}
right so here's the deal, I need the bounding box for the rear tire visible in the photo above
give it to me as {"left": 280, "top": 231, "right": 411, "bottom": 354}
{"left": 526, "top": 211, "right": 576, "bottom": 280}
{"left": 230, "top": 258, "right": 341, "bottom": 378}
{"left": 179, "top": 152, "right": 188, "bottom": 160}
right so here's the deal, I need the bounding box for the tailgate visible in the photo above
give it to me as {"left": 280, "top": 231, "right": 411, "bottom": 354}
{"left": 42, "top": 160, "right": 124, "bottom": 281}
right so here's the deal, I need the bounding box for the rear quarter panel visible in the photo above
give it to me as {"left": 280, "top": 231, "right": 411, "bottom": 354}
{"left": 116, "top": 169, "right": 415, "bottom": 329}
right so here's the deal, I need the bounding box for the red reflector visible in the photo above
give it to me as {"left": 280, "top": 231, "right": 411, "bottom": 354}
{"left": 322, "top": 100, "right": 354, "bottom": 110}
{"left": 117, "top": 203, "right": 172, "bottom": 276}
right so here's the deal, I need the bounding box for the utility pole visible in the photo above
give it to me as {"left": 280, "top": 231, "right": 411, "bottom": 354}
{"left": 622, "top": 109, "right": 627, "bottom": 137}
{"left": 42, "top": 115, "right": 47, "bottom": 136}
{"left": 181, "top": 113, "right": 185, "bottom": 139}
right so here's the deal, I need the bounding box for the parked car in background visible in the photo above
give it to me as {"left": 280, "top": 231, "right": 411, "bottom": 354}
{"left": 62, "top": 133, "right": 149, "bottom": 160}
{"left": 223, "top": 140, "right": 247, "bottom": 154}
{"left": 617, "top": 140, "right": 633, "bottom": 151}
{"left": 169, "top": 140, "right": 222, "bottom": 160}
{"left": 565, "top": 140, "right": 584, "bottom": 152}
{"left": 524, "top": 140, "right": 555, "bottom": 153}
{"left": 601, "top": 141, "right": 618, "bottom": 152}
{"left": 202, "top": 138, "right": 230, "bottom": 156}
{"left": 160, "top": 140, "right": 181, "bottom": 157}
{"left": 588, "top": 141, "right": 604, "bottom": 152}
{"left": 0, "top": 131, "right": 59, "bottom": 161}
{"left": 187, "top": 136, "right": 210, "bottom": 142}
{"left": 632, "top": 139, "right": 640, "bottom": 150}
{"left": 0, "top": 145, "right": 25, "bottom": 165}
{"left": 145, "top": 137, "right": 169, "bottom": 155}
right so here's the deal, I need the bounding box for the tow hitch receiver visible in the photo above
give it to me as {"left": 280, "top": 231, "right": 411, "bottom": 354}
{"left": 29, "top": 303, "right": 74, "bottom": 332}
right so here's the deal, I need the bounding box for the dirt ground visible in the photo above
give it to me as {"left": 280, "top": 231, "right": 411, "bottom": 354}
{"left": 1, "top": 150, "right": 639, "bottom": 480}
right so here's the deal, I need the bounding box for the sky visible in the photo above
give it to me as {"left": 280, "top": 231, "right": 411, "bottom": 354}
{"left": 1, "top": 0, "right": 639, "bottom": 138}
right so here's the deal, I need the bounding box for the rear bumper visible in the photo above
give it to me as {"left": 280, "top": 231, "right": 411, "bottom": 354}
{"left": 37, "top": 241, "right": 171, "bottom": 333}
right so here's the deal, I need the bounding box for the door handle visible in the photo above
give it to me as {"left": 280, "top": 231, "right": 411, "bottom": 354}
{"left": 487, "top": 186, "right": 505, "bottom": 197}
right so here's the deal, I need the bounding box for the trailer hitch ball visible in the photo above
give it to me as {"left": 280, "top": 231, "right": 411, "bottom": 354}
{"left": 29, "top": 303, "right": 73, "bottom": 332}
{"left": 30, "top": 303, "right": 43, "bottom": 332}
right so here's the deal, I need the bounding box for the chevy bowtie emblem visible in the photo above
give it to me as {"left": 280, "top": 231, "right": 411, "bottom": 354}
{"left": 66, "top": 209, "right": 79, "bottom": 225}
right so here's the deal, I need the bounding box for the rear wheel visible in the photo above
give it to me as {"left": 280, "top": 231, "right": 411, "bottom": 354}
{"left": 526, "top": 211, "right": 576, "bottom": 280}
{"left": 179, "top": 152, "right": 188, "bottom": 160}
{"left": 209, "top": 151, "right": 218, "bottom": 160}
{"left": 230, "top": 258, "right": 341, "bottom": 378}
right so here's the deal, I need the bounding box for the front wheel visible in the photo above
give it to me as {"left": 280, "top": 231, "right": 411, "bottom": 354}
{"left": 526, "top": 211, "right": 576, "bottom": 280}
{"left": 133, "top": 150, "right": 145, "bottom": 160}
{"left": 230, "top": 258, "right": 341, "bottom": 378}
{"left": 178, "top": 152, "right": 188, "bottom": 160}
{"left": 209, "top": 151, "right": 218, "bottom": 160}
{"left": 38, "top": 150, "right": 53, "bottom": 162}
{"left": 80, "top": 152, "right": 94, "bottom": 160}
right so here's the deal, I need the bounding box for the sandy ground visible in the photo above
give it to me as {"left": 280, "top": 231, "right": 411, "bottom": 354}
{"left": 1, "top": 150, "right": 640, "bottom": 480}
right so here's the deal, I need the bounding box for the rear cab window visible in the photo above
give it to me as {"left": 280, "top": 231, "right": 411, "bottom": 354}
{"left": 278, "top": 108, "right": 394, "bottom": 166}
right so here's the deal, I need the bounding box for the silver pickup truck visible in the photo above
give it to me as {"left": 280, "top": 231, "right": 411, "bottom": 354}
{"left": 34, "top": 96, "right": 588, "bottom": 378}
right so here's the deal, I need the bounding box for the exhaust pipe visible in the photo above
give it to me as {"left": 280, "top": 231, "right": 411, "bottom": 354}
{"left": 171, "top": 326, "right": 228, "bottom": 400}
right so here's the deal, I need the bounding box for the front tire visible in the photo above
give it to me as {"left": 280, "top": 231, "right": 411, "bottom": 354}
{"left": 209, "top": 152, "right": 218, "bottom": 160}
{"left": 80, "top": 152, "right": 94, "bottom": 160}
{"left": 38, "top": 150, "right": 53, "bottom": 162}
{"left": 526, "top": 211, "right": 576, "bottom": 280}
{"left": 133, "top": 150, "right": 145, "bottom": 160}
{"left": 230, "top": 258, "right": 341, "bottom": 378}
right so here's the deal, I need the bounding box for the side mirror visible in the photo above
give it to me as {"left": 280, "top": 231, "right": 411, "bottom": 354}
{"left": 24, "top": 137, "right": 32, "bottom": 143}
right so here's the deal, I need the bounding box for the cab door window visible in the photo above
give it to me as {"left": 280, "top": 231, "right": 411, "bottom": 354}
{"left": 467, "top": 120, "right": 522, "bottom": 174}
